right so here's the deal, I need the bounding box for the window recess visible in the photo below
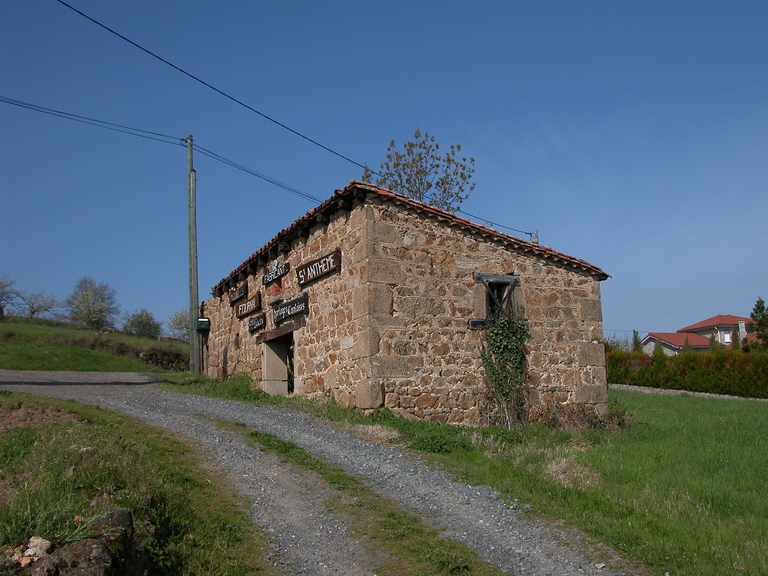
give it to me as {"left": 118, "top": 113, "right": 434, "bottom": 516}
{"left": 468, "top": 273, "right": 520, "bottom": 330}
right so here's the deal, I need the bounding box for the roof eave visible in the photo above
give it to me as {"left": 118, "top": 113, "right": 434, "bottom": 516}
{"left": 211, "top": 181, "right": 610, "bottom": 296}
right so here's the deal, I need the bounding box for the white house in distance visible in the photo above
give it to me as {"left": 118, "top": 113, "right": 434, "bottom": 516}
{"left": 641, "top": 314, "right": 751, "bottom": 356}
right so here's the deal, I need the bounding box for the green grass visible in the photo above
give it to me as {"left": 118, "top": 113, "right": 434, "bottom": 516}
{"left": 5, "top": 322, "right": 762, "bottom": 574}
{"left": 0, "top": 391, "right": 275, "bottom": 575}
{"left": 163, "top": 373, "right": 271, "bottom": 402}
{"left": 411, "top": 391, "right": 768, "bottom": 576}
{"left": 215, "top": 420, "right": 503, "bottom": 576}
{"left": 0, "top": 319, "right": 187, "bottom": 372}
{"left": 165, "top": 376, "right": 768, "bottom": 576}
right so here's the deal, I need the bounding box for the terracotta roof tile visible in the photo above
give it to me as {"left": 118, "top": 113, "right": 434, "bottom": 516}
{"left": 643, "top": 332, "right": 711, "bottom": 349}
{"left": 677, "top": 314, "right": 750, "bottom": 333}
{"left": 212, "top": 182, "right": 610, "bottom": 294}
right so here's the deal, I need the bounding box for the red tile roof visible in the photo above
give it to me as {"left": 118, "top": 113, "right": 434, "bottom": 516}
{"left": 212, "top": 182, "right": 609, "bottom": 295}
{"left": 677, "top": 315, "right": 750, "bottom": 333}
{"left": 643, "top": 332, "right": 711, "bottom": 349}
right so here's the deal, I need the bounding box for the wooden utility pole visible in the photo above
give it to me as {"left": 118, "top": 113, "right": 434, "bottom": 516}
{"left": 186, "top": 136, "right": 201, "bottom": 373}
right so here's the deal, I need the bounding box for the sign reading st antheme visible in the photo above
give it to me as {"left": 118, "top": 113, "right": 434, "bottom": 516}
{"left": 296, "top": 250, "right": 341, "bottom": 287}
{"left": 248, "top": 312, "right": 266, "bottom": 333}
{"left": 273, "top": 293, "right": 308, "bottom": 324}
{"left": 263, "top": 261, "right": 290, "bottom": 285}
{"left": 228, "top": 283, "right": 248, "bottom": 305}
{"left": 235, "top": 293, "right": 261, "bottom": 318}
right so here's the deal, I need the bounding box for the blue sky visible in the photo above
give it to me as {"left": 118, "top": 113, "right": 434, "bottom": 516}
{"left": 2, "top": 1, "right": 766, "bottom": 338}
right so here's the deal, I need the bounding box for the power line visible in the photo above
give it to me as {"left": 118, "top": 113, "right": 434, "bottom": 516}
{"left": 0, "top": 95, "right": 322, "bottom": 204}
{"left": 0, "top": 95, "right": 183, "bottom": 147}
{"left": 53, "top": 1, "right": 536, "bottom": 242}
{"left": 193, "top": 144, "right": 324, "bottom": 204}
{"left": 454, "top": 207, "right": 534, "bottom": 241}
{"left": 55, "top": 0, "right": 371, "bottom": 173}
{"left": 4, "top": 95, "right": 533, "bottom": 239}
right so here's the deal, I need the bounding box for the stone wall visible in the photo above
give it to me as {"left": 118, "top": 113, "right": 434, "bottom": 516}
{"left": 202, "top": 186, "right": 607, "bottom": 425}
{"left": 202, "top": 202, "right": 370, "bottom": 398}
{"left": 362, "top": 198, "right": 607, "bottom": 424}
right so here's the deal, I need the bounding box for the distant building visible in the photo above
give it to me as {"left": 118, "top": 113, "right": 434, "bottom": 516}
{"left": 641, "top": 314, "right": 751, "bottom": 356}
{"left": 201, "top": 182, "right": 610, "bottom": 424}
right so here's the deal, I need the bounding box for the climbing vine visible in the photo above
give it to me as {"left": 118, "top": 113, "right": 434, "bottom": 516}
{"left": 480, "top": 311, "right": 530, "bottom": 427}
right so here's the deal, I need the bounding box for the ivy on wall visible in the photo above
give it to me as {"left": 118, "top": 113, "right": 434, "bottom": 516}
{"left": 480, "top": 311, "right": 530, "bottom": 427}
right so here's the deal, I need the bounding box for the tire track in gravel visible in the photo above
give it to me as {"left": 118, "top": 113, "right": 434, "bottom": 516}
{"left": 0, "top": 375, "right": 646, "bottom": 576}
{"left": 148, "top": 414, "right": 379, "bottom": 576}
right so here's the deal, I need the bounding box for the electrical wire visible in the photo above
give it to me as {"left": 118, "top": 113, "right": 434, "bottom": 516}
{"left": 455, "top": 207, "right": 534, "bottom": 240}
{"left": 193, "top": 144, "right": 324, "bottom": 204}
{"left": 53, "top": 1, "right": 536, "bottom": 241}
{"left": 55, "top": 0, "right": 372, "bottom": 173}
{"left": 0, "top": 95, "right": 183, "bottom": 147}
{"left": 4, "top": 90, "right": 534, "bottom": 235}
{"left": 0, "top": 95, "right": 322, "bottom": 204}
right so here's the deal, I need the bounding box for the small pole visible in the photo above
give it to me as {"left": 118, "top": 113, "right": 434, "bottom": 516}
{"left": 186, "top": 136, "right": 201, "bottom": 373}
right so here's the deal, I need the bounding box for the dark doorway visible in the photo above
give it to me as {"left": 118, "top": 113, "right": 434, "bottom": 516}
{"left": 262, "top": 331, "right": 295, "bottom": 394}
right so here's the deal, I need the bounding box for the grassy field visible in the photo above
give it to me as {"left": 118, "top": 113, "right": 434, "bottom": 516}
{"left": 166, "top": 376, "right": 768, "bottom": 576}
{"left": 3, "top": 321, "right": 767, "bottom": 575}
{"left": 0, "top": 390, "right": 275, "bottom": 575}
{"left": 0, "top": 318, "right": 187, "bottom": 372}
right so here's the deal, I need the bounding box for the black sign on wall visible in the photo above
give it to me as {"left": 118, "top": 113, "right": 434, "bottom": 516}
{"left": 248, "top": 313, "right": 266, "bottom": 333}
{"left": 296, "top": 250, "right": 341, "bottom": 287}
{"left": 229, "top": 284, "right": 248, "bottom": 305}
{"left": 273, "top": 293, "right": 308, "bottom": 324}
{"left": 263, "top": 261, "right": 290, "bottom": 285}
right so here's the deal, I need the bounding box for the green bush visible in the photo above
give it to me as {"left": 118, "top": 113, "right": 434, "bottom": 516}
{"left": 606, "top": 348, "right": 768, "bottom": 398}
{"left": 123, "top": 309, "right": 162, "bottom": 339}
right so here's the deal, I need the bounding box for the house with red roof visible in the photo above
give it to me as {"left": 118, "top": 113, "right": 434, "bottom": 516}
{"left": 641, "top": 314, "right": 752, "bottom": 356}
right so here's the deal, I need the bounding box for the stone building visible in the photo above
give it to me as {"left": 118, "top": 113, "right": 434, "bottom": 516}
{"left": 201, "top": 181, "right": 610, "bottom": 424}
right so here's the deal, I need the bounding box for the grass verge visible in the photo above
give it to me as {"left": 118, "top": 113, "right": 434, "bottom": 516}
{"left": 214, "top": 420, "right": 503, "bottom": 576}
{"left": 0, "top": 390, "right": 275, "bottom": 575}
{"left": 0, "top": 319, "right": 187, "bottom": 372}
{"left": 165, "top": 375, "right": 768, "bottom": 576}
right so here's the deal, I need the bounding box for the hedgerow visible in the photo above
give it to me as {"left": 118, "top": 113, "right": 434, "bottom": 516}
{"left": 606, "top": 348, "right": 768, "bottom": 398}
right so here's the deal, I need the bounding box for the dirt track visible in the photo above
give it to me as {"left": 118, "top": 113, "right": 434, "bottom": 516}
{"left": 0, "top": 371, "right": 644, "bottom": 576}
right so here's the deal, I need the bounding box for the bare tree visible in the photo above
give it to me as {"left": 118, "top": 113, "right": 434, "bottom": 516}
{"left": 0, "top": 274, "right": 18, "bottom": 320}
{"left": 362, "top": 128, "right": 475, "bottom": 213}
{"left": 65, "top": 277, "right": 120, "bottom": 329}
{"left": 17, "top": 290, "right": 59, "bottom": 321}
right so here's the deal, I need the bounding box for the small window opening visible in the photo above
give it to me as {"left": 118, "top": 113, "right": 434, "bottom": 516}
{"left": 469, "top": 273, "right": 520, "bottom": 329}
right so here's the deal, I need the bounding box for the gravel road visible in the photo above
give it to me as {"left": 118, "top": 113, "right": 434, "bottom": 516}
{"left": 0, "top": 371, "right": 644, "bottom": 576}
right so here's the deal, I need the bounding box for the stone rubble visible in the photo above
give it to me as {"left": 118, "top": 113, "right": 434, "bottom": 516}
{"left": 17, "top": 509, "right": 135, "bottom": 576}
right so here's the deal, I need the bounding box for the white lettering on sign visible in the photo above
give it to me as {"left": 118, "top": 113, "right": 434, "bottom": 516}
{"left": 248, "top": 313, "right": 266, "bottom": 332}
{"left": 228, "top": 284, "right": 247, "bottom": 305}
{"left": 273, "top": 293, "right": 308, "bottom": 324}
{"left": 235, "top": 294, "right": 260, "bottom": 318}
{"left": 296, "top": 250, "right": 341, "bottom": 286}
{"left": 263, "top": 261, "right": 290, "bottom": 285}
